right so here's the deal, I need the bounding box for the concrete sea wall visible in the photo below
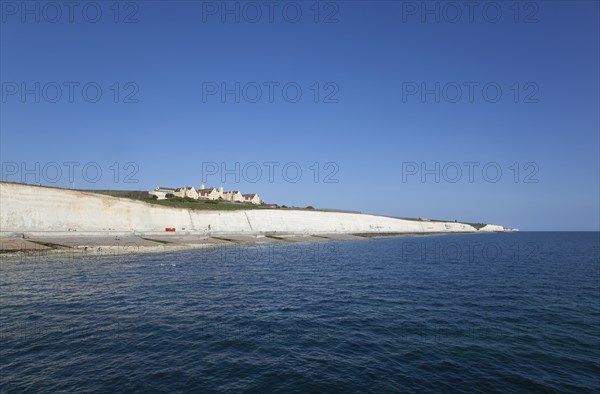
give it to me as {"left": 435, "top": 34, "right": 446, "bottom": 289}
{"left": 0, "top": 183, "right": 506, "bottom": 235}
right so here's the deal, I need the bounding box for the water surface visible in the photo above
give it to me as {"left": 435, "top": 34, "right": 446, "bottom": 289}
{"left": 1, "top": 232, "right": 599, "bottom": 392}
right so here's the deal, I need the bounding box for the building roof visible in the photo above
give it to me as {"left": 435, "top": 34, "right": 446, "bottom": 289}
{"left": 243, "top": 194, "right": 258, "bottom": 198}
{"left": 175, "top": 186, "right": 196, "bottom": 191}
{"left": 155, "top": 186, "right": 176, "bottom": 192}
{"left": 198, "top": 188, "right": 218, "bottom": 195}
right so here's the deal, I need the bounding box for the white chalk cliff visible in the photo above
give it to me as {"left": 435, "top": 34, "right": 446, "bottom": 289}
{"left": 0, "top": 183, "right": 512, "bottom": 235}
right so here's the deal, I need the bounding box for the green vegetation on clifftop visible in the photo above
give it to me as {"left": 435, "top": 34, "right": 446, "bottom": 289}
{"left": 83, "top": 190, "right": 273, "bottom": 211}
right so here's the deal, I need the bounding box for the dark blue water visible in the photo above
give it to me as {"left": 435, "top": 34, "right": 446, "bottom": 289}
{"left": 1, "top": 232, "right": 599, "bottom": 392}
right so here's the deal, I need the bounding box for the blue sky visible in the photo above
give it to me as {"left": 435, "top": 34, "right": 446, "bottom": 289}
{"left": 1, "top": 0, "right": 598, "bottom": 231}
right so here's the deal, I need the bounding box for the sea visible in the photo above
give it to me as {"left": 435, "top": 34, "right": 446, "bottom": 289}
{"left": 1, "top": 232, "right": 599, "bottom": 392}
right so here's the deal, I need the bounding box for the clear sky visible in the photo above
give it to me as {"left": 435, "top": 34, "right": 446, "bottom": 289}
{"left": 1, "top": 0, "right": 598, "bottom": 231}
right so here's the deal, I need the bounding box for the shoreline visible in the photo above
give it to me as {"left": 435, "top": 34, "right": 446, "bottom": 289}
{"left": 0, "top": 231, "right": 487, "bottom": 260}
{"left": 1, "top": 182, "right": 515, "bottom": 261}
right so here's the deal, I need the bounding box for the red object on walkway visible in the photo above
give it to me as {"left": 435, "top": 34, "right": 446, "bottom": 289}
{"left": 165, "top": 228, "right": 176, "bottom": 232}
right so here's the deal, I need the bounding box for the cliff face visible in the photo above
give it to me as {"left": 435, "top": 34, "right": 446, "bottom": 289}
{"left": 0, "top": 183, "right": 506, "bottom": 234}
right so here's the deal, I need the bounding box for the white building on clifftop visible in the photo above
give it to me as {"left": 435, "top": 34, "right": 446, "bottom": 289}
{"left": 149, "top": 186, "right": 176, "bottom": 200}
{"left": 222, "top": 190, "right": 244, "bottom": 202}
{"left": 150, "top": 184, "right": 263, "bottom": 204}
{"left": 198, "top": 186, "right": 221, "bottom": 200}
{"left": 243, "top": 193, "right": 261, "bottom": 204}
{"left": 175, "top": 186, "right": 198, "bottom": 199}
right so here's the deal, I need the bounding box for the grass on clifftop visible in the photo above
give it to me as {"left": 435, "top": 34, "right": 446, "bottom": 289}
{"left": 77, "top": 189, "right": 490, "bottom": 226}
{"left": 149, "top": 198, "right": 272, "bottom": 211}
{"left": 83, "top": 190, "right": 273, "bottom": 211}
